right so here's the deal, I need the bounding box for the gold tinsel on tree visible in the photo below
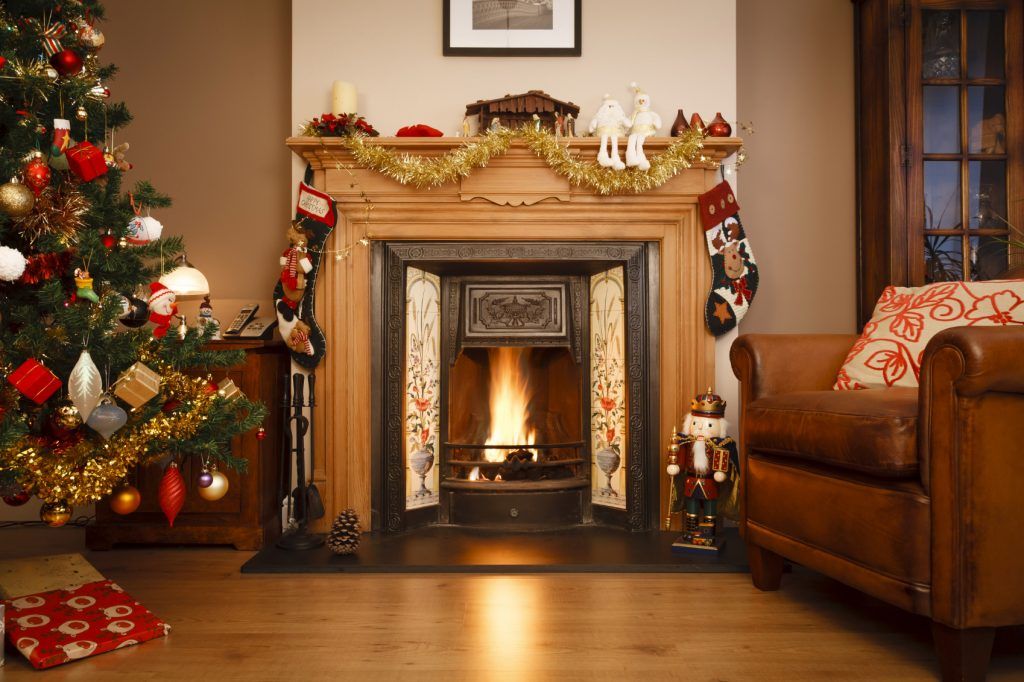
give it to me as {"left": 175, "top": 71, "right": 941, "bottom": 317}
{"left": 13, "top": 187, "right": 88, "bottom": 244}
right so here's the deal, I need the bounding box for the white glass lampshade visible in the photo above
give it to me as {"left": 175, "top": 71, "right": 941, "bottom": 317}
{"left": 159, "top": 255, "right": 210, "bottom": 298}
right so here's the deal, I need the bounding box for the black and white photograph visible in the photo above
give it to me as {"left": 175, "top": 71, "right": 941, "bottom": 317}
{"left": 444, "top": 0, "right": 581, "bottom": 56}
{"left": 472, "top": 0, "right": 553, "bottom": 31}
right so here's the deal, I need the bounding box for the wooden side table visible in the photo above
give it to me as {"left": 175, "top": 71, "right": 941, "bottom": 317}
{"left": 86, "top": 340, "right": 288, "bottom": 550}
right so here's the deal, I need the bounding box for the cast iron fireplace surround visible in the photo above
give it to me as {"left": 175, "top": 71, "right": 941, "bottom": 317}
{"left": 371, "top": 241, "right": 660, "bottom": 533}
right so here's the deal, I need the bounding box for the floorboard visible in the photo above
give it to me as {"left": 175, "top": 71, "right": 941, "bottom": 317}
{"left": 1, "top": 527, "right": 1023, "bottom": 680}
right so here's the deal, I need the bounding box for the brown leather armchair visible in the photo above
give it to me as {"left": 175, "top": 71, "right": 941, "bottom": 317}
{"left": 731, "top": 326, "right": 1024, "bottom": 682}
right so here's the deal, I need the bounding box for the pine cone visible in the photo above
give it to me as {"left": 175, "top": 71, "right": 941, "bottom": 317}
{"left": 326, "top": 508, "right": 361, "bottom": 555}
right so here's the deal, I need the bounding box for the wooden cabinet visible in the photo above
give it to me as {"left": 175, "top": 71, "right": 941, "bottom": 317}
{"left": 854, "top": 0, "right": 1024, "bottom": 324}
{"left": 86, "top": 340, "right": 288, "bottom": 550}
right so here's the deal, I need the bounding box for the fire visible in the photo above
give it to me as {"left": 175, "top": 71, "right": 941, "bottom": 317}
{"left": 483, "top": 348, "right": 536, "bottom": 463}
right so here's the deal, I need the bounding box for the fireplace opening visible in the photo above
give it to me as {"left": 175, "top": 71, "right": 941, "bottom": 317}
{"left": 375, "top": 242, "right": 659, "bottom": 533}
{"left": 446, "top": 347, "right": 585, "bottom": 488}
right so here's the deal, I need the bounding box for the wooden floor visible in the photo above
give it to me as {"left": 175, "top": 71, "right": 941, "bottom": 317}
{"left": 1, "top": 528, "right": 1023, "bottom": 681}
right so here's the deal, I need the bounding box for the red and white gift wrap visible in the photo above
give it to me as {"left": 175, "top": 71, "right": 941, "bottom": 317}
{"left": 2, "top": 580, "right": 170, "bottom": 670}
{"left": 7, "top": 358, "right": 62, "bottom": 404}
{"left": 65, "top": 141, "right": 109, "bottom": 182}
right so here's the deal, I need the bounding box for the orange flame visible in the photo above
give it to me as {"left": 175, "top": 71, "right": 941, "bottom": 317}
{"left": 484, "top": 348, "right": 536, "bottom": 462}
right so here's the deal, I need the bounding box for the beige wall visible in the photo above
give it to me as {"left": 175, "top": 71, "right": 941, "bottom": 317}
{"left": 102, "top": 0, "right": 291, "bottom": 320}
{"left": 736, "top": 0, "right": 858, "bottom": 334}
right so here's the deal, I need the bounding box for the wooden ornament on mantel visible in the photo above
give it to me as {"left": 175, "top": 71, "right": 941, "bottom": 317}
{"left": 466, "top": 90, "right": 580, "bottom": 133}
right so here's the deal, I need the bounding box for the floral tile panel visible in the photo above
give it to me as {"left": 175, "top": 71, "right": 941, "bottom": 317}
{"left": 405, "top": 268, "right": 441, "bottom": 510}
{"left": 590, "top": 267, "right": 627, "bottom": 510}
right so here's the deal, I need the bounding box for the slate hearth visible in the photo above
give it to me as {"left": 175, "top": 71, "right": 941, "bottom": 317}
{"left": 241, "top": 527, "right": 748, "bottom": 574}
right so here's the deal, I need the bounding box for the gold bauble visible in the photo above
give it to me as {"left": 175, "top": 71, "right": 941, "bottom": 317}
{"left": 0, "top": 179, "right": 35, "bottom": 217}
{"left": 198, "top": 469, "right": 229, "bottom": 501}
{"left": 54, "top": 402, "right": 83, "bottom": 430}
{"left": 75, "top": 105, "right": 88, "bottom": 121}
{"left": 109, "top": 483, "right": 141, "bottom": 515}
{"left": 40, "top": 500, "right": 73, "bottom": 527}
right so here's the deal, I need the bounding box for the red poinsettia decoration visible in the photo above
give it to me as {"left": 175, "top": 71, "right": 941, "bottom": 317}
{"left": 305, "top": 113, "right": 379, "bottom": 137}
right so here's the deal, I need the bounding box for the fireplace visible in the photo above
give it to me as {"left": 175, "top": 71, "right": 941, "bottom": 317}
{"left": 287, "top": 134, "right": 738, "bottom": 535}
{"left": 373, "top": 242, "right": 659, "bottom": 532}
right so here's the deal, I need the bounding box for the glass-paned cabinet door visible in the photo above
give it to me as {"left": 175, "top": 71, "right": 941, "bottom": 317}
{"left": 913, "top": 1, "right": 1023, "bottom": 283}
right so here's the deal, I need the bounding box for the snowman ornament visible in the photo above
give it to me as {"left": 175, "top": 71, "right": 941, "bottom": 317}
{"left": 626, "top": 83, "right": 662, "bottom": 170}
{"left": 588, "top": 94, "right": 631, "bottom": 170}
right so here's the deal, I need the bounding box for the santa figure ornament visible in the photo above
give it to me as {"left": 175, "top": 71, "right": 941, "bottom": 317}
{"left": 147, "top": 282, "right": 177, "bottom": 338}
{"left": 588, "top": 94, "right": 631, "bottom": 170}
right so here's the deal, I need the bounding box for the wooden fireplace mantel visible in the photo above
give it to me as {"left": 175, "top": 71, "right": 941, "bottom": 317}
{"left": 286, "top": 135, "right": 742, "bottom": 531}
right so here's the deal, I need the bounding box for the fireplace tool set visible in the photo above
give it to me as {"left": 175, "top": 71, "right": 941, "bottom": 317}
{"left": 276, "top": 371, "right": 325, "bottom": 550}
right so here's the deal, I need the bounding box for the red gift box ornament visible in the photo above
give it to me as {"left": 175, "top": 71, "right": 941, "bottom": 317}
{"left": 7, "top": 358, "right": 62, "bottom": 404}
{"left": 66, "top": 141, "right": 108, "bottom": 182}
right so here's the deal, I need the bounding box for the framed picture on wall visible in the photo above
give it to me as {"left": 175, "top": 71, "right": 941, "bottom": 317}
{"left": 443, "top": 0, "right": 582, "bottom": 57}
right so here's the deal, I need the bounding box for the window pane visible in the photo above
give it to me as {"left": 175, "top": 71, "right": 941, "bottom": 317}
{"left": 968, "top": 160, "right": 1007, "bottom": 228}
{"left": 924, "top": 86, "right": 960, "bottom": 153}
{"left": 926, "top": 236, "right": 963, "bottom": 282}
{"left": 970, "top": 236, "right": 1009, "bottom": 281}
{"left": 923, "top": 10, "right": 961, "bottom": 79}
{"left": 967, "top": 11, "right": 1005, "bottom": 79}
{"left": 924, "top": 162, "right": 962, "bottom": 230}
{"left": 967, "top": 86, "right": 1006, "bottom": 154}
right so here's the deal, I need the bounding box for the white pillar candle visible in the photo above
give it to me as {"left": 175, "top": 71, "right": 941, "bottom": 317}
{"left": 331, "top": 81, "right": 358, "bottom": 115}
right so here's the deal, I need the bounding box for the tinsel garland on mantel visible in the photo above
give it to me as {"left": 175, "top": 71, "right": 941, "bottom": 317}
{"left": 332, "top": 127, "right": 709, "bottom": 196}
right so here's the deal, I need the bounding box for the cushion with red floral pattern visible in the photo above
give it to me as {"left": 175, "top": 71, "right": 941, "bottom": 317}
{"left": 835, "top": 280, "right": 1024, "bottom": 390}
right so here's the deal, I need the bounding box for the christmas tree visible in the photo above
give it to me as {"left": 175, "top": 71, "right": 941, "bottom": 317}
{"left": 0, "top": 0, "right": 265, "bottom": 523}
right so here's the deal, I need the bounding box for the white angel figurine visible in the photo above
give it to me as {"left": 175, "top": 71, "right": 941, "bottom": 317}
{"left": 626, "top": 83, "right": 662, "bottom": 170}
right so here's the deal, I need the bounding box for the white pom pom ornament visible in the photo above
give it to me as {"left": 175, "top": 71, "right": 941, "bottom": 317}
{"left": 0, "top": 245, "right": 27, "bottom": 281}
{"left": 126, "top": 216, "right": 163, "bottom": 245}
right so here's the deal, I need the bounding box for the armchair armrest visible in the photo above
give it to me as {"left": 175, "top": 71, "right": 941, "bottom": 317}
{"left": 920, "top": 326, "right": 1024, "bottom": 629}
{"left": 730, "top": 334, "right": 859, "bottom": 403}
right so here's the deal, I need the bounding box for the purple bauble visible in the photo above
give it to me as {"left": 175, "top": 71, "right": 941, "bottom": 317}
{"left": 198, "top": 470, "right": 214, "bottom": 488}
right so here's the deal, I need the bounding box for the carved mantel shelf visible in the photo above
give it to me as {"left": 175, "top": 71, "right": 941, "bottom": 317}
{"left": 287, "top": 136, "right": 743, "bottom": 207}
{"left": 287, "top": 134, "right": 741, "bottom": 532}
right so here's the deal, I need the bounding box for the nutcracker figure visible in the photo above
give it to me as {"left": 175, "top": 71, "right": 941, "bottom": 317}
{"left": 667, "top": 387, "right": 738, "bottom": 552}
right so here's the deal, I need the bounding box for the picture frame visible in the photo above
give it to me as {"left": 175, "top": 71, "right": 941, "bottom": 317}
{"left": 443, "top": 0, "right": 582, "bottom": 57}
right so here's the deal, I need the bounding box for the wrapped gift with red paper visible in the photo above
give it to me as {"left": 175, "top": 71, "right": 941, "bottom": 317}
{"left": 7, "top": 358, "right": 61, "bottom": 404}
{"left": 65, "top": 141, "right": 108, "bottom": 182}
{"left": 3, "top": 580, "right": 170, "bottom": 670}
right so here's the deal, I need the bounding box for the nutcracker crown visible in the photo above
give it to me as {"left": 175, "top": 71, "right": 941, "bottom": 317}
{"left": 690, "top": 387, "right": 726, "bottom": 418}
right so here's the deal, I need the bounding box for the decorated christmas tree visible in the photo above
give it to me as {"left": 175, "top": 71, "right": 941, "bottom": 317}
{"left": 0, "top": 0, "right": 265, "bottom": 525}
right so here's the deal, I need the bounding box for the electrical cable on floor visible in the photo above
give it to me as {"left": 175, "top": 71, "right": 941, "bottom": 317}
{"left": 0, "top": 515, "right": 95, "bottom": 529}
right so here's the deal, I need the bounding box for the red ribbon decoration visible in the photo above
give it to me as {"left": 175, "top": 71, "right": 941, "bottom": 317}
{"left": 730, "top": 276, "right": 753, "bottom": 306}
{"left": 25, "top": 17, "right": 67, "bottom": 57}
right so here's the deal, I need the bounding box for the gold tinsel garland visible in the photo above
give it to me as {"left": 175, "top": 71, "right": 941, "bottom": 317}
{"left": 5, "top": 370, "right": 219, "bottom": 505}
{"left": 13, "top": 186, "right": 88, "bottom": 244}
{"left": 339, "top": 127, "right": 708, "bottom": 196}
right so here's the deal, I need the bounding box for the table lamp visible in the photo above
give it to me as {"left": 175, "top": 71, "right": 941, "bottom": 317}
{"left": 159, "top": 253, "right": 210, "bottom": 338}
